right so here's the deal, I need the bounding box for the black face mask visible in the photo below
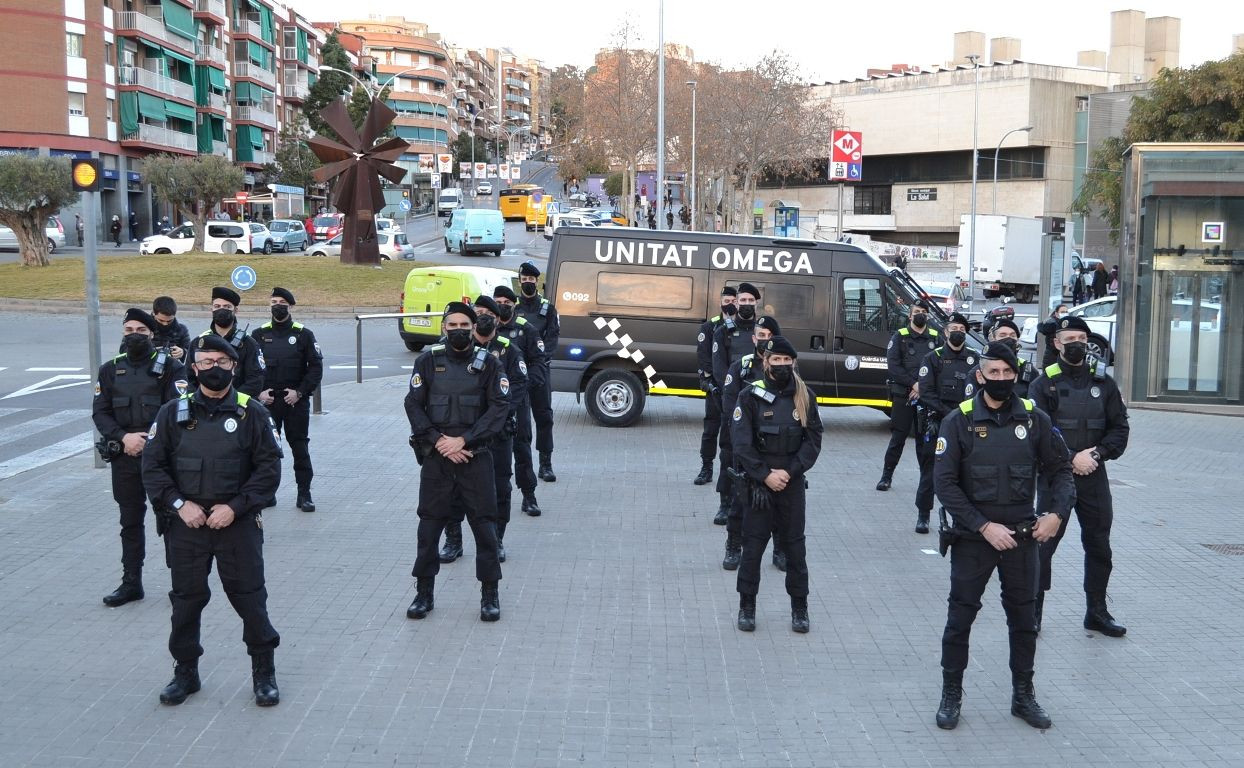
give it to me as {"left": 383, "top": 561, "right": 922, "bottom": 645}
{"left": 755, "top": 341, "right": 768, "bottom": 358}
{"left": 496, "top": 304, "right": 514, "bottom": 322}
{"left": 212, "top": 308, "right": 235, "bottom": 328}
{"left": 721, "top": 303, "right": 738, "bottom": 317}
{"left": 1061, "top": 341, "right": 1088, "bottom": 365}
{"left": 446, "top": 328, "right": 474, "bottom": 351}
{"left": 998, "top": 337, "right": 1021, "bottom": 353}
{"left": 980, "top": 376, "right": 1015, "bottom": 402}
{"left": 911, "top": 313, "right": 928, "bottom": 329}
{"left": 768, "top": 364, "right": 793, "bottom": 388}
{"left": 948, "top": 331, "right": 967, "bottom": 348}
{"left": 198, "top": 366, "right": 232, "bottom": 391}
{"left": 124, "top": 333, "right": 152, "bottom": 359}
{"left": 737, "top": 305, "right": 756, "bottom": 321}
{"left": 271, "top": 304, "right": 290, "bottom": 322}
{"left": 475, "top": 315, "right": 497, "bottom": 337}
{"left": 520, "top": 282, "right": 538, "bottom": 297}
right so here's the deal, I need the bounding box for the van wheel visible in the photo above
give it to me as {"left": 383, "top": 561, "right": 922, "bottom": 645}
{"left": 585, "top": 369, "right": 645, "bottom": 427}
{"left": 460, "top": 241, "right": 468, "bottom": 257}
{"left": 1087, "top": 334, "right": 1112, "bottom": 364}
{"left": 222, "top": 240, "right": 238, "bottom": 254}
{"left": 444, "top": 238, "right": 451, "bottom": 253}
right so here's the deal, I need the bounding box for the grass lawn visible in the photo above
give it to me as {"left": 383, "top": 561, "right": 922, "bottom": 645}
{"left": 0, "top": 253, "right": 428, "bottom": 307}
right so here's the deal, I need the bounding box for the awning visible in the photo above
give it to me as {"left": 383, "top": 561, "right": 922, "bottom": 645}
{"left": 207, "top": 66, "right": 226, "bottom": 90}
{"left": 137, "top": 92, "right": 166, "bottom": 121}
{"left": 162, "top": 0, "right": 196, "bottom": 41}
{"left": 296, "top": 29, "right": 308, "bottom": 61}
{"left": 119, "top": 92, "right": 139, "bottom": 134}
{"left": 164, "top": 100, "right": 196, "bottom": 123}
{"left": 163, "top": 46, "right": 194, "bottom": 68}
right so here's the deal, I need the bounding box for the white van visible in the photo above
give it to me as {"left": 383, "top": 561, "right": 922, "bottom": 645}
{"left": 437, "top": 188, "right": 462, "bottom": 217}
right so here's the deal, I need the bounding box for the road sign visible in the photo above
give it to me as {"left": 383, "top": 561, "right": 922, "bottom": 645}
{"left": 430, "top": 173, "right": 441, "bottom": 189}
{"left": 235, "top": 191, "right": 249, "bottom": 204}
{"left": 830, "top": 130, "right": 863, "bottom": 181}
{"left": 399, "top": 198, "right": 411, "bottom": 212}
{"left": 230, "top": 265, "right": 257, "bottom": 292}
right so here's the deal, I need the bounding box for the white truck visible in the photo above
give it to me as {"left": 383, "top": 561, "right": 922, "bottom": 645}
{"left": 958, "top": 214, "right": 1045, "bottom": 303}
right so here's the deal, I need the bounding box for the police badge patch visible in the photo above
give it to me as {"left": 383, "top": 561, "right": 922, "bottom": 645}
{"left": 1015, "top": 425, "right": 1028, "bottom": 440}
{"left": 966, "top": 356, "right": 975, "bottom": 365}
{"left": 224, "top": 418, "right": 238, "bottom": 433}
{"left": 256, "top": 350, "right": 266, "bottom": 369}
{"left": 174, "top": 379, "right": 188, "bottom": 395}
{"left": 697, "top": 332, "right": 705, "bottom": 342}
{"left": 500, "top": 377, "right": 510, "bottom": 396}
{"left": 964, "top": 383, "right": 974, "bottom": 397}
{"left": 732, "top": 406, "right": 742, "bottom": 421}
{"left": 288, "top": 336, "right": 297, "bottom": 345}
{"left": 537, "top": 340, "right": 545, "bottom": 352}
{"left": 713, "top": 341, "right": 719, "bottom": 353}
{"left": 93, "top": 383, "right": 101, "bottom": 396}
{"left": 935, "top": 437, "right": 947, "bottom": 455}
{"left": 410, "top": 373, "right": 423, "bottom": 389}
{"left": 518, "top": 360, "right": 528, "bottom": 375}
{"left": 723, "top": 374, "right": 733, "bottom": 386}
{"left": 919, "top": 365, "right": 929, "bottom": 377}
{"left": 1090, "top": 386, "right": 1101, "bottom": 398}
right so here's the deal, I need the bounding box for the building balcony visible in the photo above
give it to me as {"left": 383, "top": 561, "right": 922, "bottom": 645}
{"left": 282, "top": 46, "right": 297, "bottom": 61}
{"left": 244, "top": 149, "right": 275, "bottom": 166}
{"left": 121, "top": 123, "right": 197, "bottom": 153}
{"left": 197, "top": 43, "right": 227, "bottom": 66}
{"left": 115, "top": 9, "right": 196, "bottom": 56}
{"left": 194, "top": 0, "right": 226, "bottom": 19}
{"left": 119, "top": 66, "right": 195, "bottom": 102}
{"left": 199, "top": 91, "right": 227, "bottom": 111}
{"left": 504, "top": 93, "right": 530, "bottom": 106}
{"left": 232, "top": 16, "right": 265, "bottom": 41}
{"left": 233, "top": 62, "right": 277, "bottom": 89}
{"left": 306, "top": 52, "right": 317, "bottom": 69}
{"left": 234, "top": 104, "right": 277, "bottom": 129}
{"left": 283, "top": 81, "right": 309, "bottom": 101}
{"left": 209, "top": 139, "right": 230, "bottom": 158}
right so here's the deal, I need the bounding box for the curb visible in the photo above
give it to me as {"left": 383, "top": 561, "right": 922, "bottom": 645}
{"left": 0, "top": 298, "right": 396, "bottom": 320}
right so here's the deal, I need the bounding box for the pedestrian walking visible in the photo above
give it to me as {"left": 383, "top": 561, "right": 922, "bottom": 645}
{"left": 876, "top": 299, "right": 939, "bottom": 491}
{"left": 1108, "top": 265, "right": 1119, "bottom": 295}
{"left": 128, "top": 210, "right": 138, "bottom": 242}
{"left": 110, "top": 215, "right": 122, "bottom": 247}
{"left": 1092, "top": 262, "right": 1108, "bottom": 300}
{"left": 75, "top": 213, "right": 84, "bottom": 246}
{"left": 514, "top": 262, "right": 559, "bottom": 484}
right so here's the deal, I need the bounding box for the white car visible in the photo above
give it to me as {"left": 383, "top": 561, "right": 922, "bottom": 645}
{"left": 922, "top": 282, "right": 971, "bottom": 317}
{"left": 476, "top": 182, "right": 493, "bottom": 195}
{"left": 1021, "top": 295, "right": 1117, "bottom": 363}
{"left": 437, "top": 188, "right": 462, "bottom": 216}
{"left": 543, "top": 212, "right": 600, "bottom": 240}
{"left": 308, "top": 234, "right": 342, "bottom": 258}
{"left": 139, "top": 222, "right": 273, "bottom": 255}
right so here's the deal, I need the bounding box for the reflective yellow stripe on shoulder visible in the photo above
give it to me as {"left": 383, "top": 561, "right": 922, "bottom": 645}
{"left": 898, "top": 328, "right": 911, "bottom": 336}
{"left": 959, "top": 400, "right": 974, "bottom": 415}
{"left": 237, "top": 392, "right": 251, "bottom": 407}
{"left": 1021, "top": 397, "right": 1034, "bottom": 411}
{"left": 1045, "top": 363, "right": 1062, "bottom": 377}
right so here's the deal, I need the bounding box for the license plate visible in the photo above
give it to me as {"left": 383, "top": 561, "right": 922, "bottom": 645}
{"left": 469, "top": 236, "right": 481, "bottom": 242}
{"left": 409, "top": 318, "right": 432, "bottom": 327}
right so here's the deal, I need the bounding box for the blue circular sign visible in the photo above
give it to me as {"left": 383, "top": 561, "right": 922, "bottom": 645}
{"left": 399, "top": 198, "right": 412, "bottom": 211}
{"left": 231, "top": 265, "right": 257, "bottom": 291}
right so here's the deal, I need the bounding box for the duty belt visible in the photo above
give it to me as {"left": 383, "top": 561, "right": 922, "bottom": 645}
{"left": 938, "top": 507, "right": 1036, "bottom": 557}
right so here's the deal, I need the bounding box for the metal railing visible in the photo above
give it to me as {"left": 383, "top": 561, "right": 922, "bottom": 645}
{"left": 210, "top": 139, "right": 230, "bottom": 158}
{"left": 233, "top": 61, "right": 277, "bottom": 88}
{"left": 195, "top": 0, "right": 226, "bottom": 17}
{"left": 233, "top": 17, "right": 264, "bottom": 39}
{"left": 234, "top": 104, "right": 277, "bottom": 128}
{"left": 197, "top": 44, "right": 226, "bottom": 66}
{"left": 119, "top": 66, "right": 195, "bottom": 102}
{"left": 248, "top": 149, "right": 275, "bottom": 165}
{"left": 122, "top": 124, "right": 197, "bottom": 152}
{"left": 283, "top": 81, "right": 309, "bottom": 100}
{"left": 353, "top": 312, "right": 440, "bottom": 383}
{"left": 206, "top": 91, "right": 227, "bottom": 111}
{"left": 116, "top": 10, "right": 196, "bottom": 55}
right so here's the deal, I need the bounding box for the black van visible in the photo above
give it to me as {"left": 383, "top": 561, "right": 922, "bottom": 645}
{"left": 545, "top": 227, "right": 951, "bottom": 426}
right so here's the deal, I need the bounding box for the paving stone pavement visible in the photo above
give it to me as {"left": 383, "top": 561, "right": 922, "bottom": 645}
{"left": 1, "top": 377, "right": 1242, "bottom": 768}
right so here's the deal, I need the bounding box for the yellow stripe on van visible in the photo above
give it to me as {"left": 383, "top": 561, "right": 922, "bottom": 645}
{"left": 649, "top": 387, "right": 706, "bottom": 397}
{"left": 644, "top": 387, "right": 890, "bottom": 408}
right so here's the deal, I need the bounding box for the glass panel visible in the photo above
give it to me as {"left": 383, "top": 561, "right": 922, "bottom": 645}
{"left": 841, "top": 278, "right": 883, "bottom": 332}
{"left": 597, "top": 272, "right": 692, "bottom": 309}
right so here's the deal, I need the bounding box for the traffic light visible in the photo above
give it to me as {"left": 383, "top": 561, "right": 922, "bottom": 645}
{"left": 71, "top": 158, "right": 101, "bottom": 192}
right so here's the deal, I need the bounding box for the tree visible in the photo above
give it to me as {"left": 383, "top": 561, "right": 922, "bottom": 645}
{"left": 265, "top": 114, "right": 322, "bottom": 195}
{"left": 451, "top": 128, "right": 496, "bottom": 176}
{"left": 0, "top": 154, "right": 77, "bottom": 267}
{"left": 303, "top": 31, "right": 354, "bottom": 140}
{"left": 603, "top": 172, "right": 623, "bottom": 198}
{"left": 146, "top": 154, "right": 243, "bottom": 250}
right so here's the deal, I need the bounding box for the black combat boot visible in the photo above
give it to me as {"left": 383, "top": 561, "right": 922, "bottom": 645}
{"left": 1084, "top": 594, "right": 1126, "bottom": 637}
{"left": 693, "top": 462, "right": 713, "bottom": 485}
{"left": 296, "top": 489, "right": 315, "bottom": 512}
{"left": 722, "top": 533, "right": 742, "bottom": 571}
{"left": 935, "top": 669, "right": 963, "bottom": 729}
{"left": 538, "top": 453, "right": 557, "bottom": 482}
{"left": 406, "top": 577, "right": 434, "bottom": 619}
{"left": 159, "top": 662, "right": 201, "bottom": 705}
{"left": 915, "top": 510, "right": 930, "bottom": 534}
{"left": 737, "top": 594, "right": 756, "bottom": 632}
{"left": 791, "top": 596, "right": 810, "bottom": 633}
{"left": 772, "top": 547, "right": 787, "bottom": 572}
{"left": 713, "top": 493, "right": 729, "bottom": 525}
{"left": 480, "top": 581, "right": 501, "bottom": 622}
{"left": 102, "top": 568, "right": 144, "bottom": 607}
{"left": 439, "top": 523, "right": 464, "bottom": 563}
{"left": 251, "top": 650, "right": 279, "bottom": 707}
{"left": 1011, "top": 671, "right": 1052, "bottom": 729}
{"left": 521, "top": 491, "right": 542, "bottom": 517}
{"left": 496, "top": 522, "right": 507, "bottom": 563}
{"left": 1035, "top": 591, "right": 1045, "bottom": 634}
{"left": 875, "top": 468, "right": 894, "bottom": 491}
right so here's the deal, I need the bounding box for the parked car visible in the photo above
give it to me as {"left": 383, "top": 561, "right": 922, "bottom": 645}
{"left": 544, "top": 213, "right": 600, "bottom": 240}
{"left": 437, "top": 188, "right": 462, "bottom": 217}
{"left": 378, "top": 231, "right": 413, "bottom": 261}
{"left": 247, "top": 223, "right": 273, "bottom": 254}
{"left": 310, "top": 213, "right": 344, "bottom": 241}
{"left": 1022, "top": 294, "right": 1117, "bottom": 363}
{"left": 139, "top": 222, "right": 268, "bottom": 255}
{"left": 0, "top": 216, "right": 66, "bottom": 253}
{"left": 375, "top": 217, "right": 401, "bottom": 234}
{"left": 922, "top": 281, "right": 971, "bottom": 317}
{"left": 266, "top": 219, "right": 308, "bottom": 252}
{"left": 445, "top": 208, "right": 505, "bottom": 256}
{"left": 476, "top": 181, "right": 493, "bottom": 195}
{"left": 308, "top": 233, "right": 342, "bottom": 258}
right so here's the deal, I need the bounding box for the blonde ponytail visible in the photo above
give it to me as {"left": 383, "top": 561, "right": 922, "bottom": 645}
{"left": 792, "top": 364, "right": 811, "bottom": 426}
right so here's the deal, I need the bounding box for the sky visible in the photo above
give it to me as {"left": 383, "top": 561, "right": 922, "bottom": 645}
{"left": 285, "top": 0, "right": 1239, "bottom": 82}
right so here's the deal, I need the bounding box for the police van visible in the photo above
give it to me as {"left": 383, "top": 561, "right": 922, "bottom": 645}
{"left": 545, "top": 227, "right": 951, "bottom": 426}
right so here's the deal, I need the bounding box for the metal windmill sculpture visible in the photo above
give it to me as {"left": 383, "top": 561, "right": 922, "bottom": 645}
{"left": 308, "top": 99, "right": 409, "bottom": 264}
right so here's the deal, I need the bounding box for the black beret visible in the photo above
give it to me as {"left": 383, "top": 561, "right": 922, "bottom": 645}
{"left": 473, "top": 295, "right": 501, "bottom": 317}
{"left": 194, "top": 333, "right": 239, "bottom": 361}
{"left": 992, "top": 318, "right": 1020, "bottom": 335}
{"left": 737, "top": 282, "right": 761, "bottom": 300}
{"left": 493, "top": 285, "right": 518, "bottom": 302}
{"left": 212, "top": 286, "right": 241, "bottom": 306}
{"left": 913, "top": 299, "right": 931, "bottom": 310}
{"left": 124, "top": 307, "right": 157, "bottom": 332}
{"left": 981, "top": 340, "right": 1019, "bottom": 373}
{"left": 1056, "top": 316, "right": 1091, "bottom": 335}
{"left": 519, "top": 261, "right": 541, "bottom": 277}
{"left": 755, "top": 315, "right": 782, "bottom": 336}
{"left": 443, "top": 301, "right": 477, "bottom": 324}
{"left": 720, "top": 286, "right": 738, "bottom": 297}
{"left": 271, "top": 286, "right": 296, "bottom": 306}
{"left": 947, "top": 312, "right": 970, "bottom": 328}
{"left": 765, "top": 335, "right": 798, "bottom": 359}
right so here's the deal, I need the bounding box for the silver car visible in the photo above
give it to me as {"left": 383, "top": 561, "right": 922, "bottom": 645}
{"left": 266, "top": 219, "right": 308, "bottom": 252}
{"left": 308, "top": 233, "right": 342, "bottom": 258}
{"left": 0, "top": 216, "right": 66, "bottom": 253}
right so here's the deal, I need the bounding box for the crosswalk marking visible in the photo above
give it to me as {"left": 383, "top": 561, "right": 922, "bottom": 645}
{"left": 0, "top": 409, "right": 91, "bottom": 444}
{"left": 329, "top": 364, "right": 378, "bottom": 369}
{"left": 0, "top": 431, "right": 93, "bottom": 482}
{"left": 27, "top": 367, "right": 85, "bottom": 372}
{"left": 1, "top": 375, "right": 92, "bottom": 400}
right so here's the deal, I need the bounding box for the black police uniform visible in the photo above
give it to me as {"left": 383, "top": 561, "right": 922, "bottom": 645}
{"left": 499, "top": 314, "right": 541, "bottom": 497}
{"left": 252, "top": 319, "right": 323, "bottom": 505}
{"left": 695, "top": 313, "right": 727, "bottom": 475}
{"left": 404, "top": 342, "right": 509, "bottom": 599}
{"left": 1031, "top": 357, "right": 1130, "bottom": 632}
{"left": 515, "top": 289, "right": 559, "bottom": 476}
{"left": 91, "top": 347, "right": 186, "bottom": 601}
{"left": 443, "top": 334, "right": 527, "bottom": 559}
{"left": 142, "top": 385, "right": 283, "bottom": 700}
{"left": 711, "top": 315, "right": 756, "bottom": 505}
{"left": 881, "top": 324, "right": 939, "bottom": 483}
{"left": 933, "top": 391, "right": 1072, "bottom": 724}
{"left": 191, "top": 326, "right": 265, "bottom": 397}
{"left": 731, "top": 376, "right": 823, "bottom": 625}
{"left": 914, "top": 343, "right": 979, "bottom": 526}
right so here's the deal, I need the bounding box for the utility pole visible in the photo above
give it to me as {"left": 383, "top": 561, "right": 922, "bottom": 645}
{"left": 656, "top": 0, "right": 666, "bottom": 230}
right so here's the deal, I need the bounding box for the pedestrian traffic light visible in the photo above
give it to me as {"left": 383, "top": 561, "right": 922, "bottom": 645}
{"left": 402, "top": 189, "right": 410, "bottom": 198}
{"left": 71, "top": 158, "right": 101, "bottom": 192}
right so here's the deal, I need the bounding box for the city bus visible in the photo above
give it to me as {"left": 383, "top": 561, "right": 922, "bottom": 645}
{"left": 498, "top": 184, "right": 543, "bottom": 221}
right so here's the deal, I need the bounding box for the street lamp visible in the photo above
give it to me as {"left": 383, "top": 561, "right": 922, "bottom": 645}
{"left": 966, "top": 53, "right": 981, "bottom": 315}
{"left": 656, "top": 0, "right": 666, "bottom": 229}
{"left": 992, "top": 125, "right": 1033, "bottom": 214}
{"left": 687, "top": 80, "right": 696, "bottom": 231}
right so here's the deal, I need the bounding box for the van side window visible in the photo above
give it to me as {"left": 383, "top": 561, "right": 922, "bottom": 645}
{"left": 724, "top": 280, "right": 815, "bottom": 328}
{"left": 842, "top": 277, "right": 896, "bottom": 333}
{"left": 598, "top": 272, "right": 692, "bottom": 310}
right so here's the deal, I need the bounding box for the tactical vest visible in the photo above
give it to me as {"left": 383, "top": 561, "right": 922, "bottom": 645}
{"left": 255, "top": 321, "right": 307, "bottom": 389}
{"left": 956, "top": 398, "right": 1039, "bottom": 513}
{"left": 172, "top": 392, "right": 254, "bottom": 504}
{"left": 501, "top": 316, "right": 529, "bottom": 340}
{"left": 748, "top": 381, "right": 805, "bottom": 457}
{"left": 515, "top": 296, "right": 552, "bottom": 338}
{"left": 1043, "top": 362, "right": 1107, "bottom": 451}
{"left": 932, "top": 346, "right": 978, "bottom": 410}
{"left": 426, "top": 347, "right": 489, "bottom": 433}
{"left": 723, "top": 323, "right": 755, "bottom": 368}
{"left": 897, "top": 326, "right": 940, "bottom": 378}
{"left": 110, "top": 352, "right": 166, "bottom": 430}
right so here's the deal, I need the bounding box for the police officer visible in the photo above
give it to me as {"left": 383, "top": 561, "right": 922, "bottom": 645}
{"left": 693, "top": 286, "right": 737, "bottom": 485}
{"left": 718, "top": 314, "right": 782, "bottom": 571}
{"left": 712, "top": 282, "right": 761, "bottom": 524}
{"left": 982, "top": 318, "right": 1037, "bottom": 397}
{"left": 731, "top": 336, "right": 823, "bottom": 634}
{"left": 143, "top": 334, "right": 283, "bottom": 707}
{"left": 494, "top": 285, "right": 543, "bottom": 516}
{"left": 92, "top": 308, "right": 186, "bottom": 606}
{"left": 1031, "top": 315, "right": 1130, "bottom": 637}
{"left": 440, "top": 295, "right": 527, "bottom": 564}
{"left": 877, "top": 300, "right": 939, "bottom": 491}
{"left": 192, "top": 287, "right": 265, "bottom": 397}
{"left": 914, "top": 312, "right": 978, "bottom": 534}
{"left": 933, "top": 341, "right": 1073, "bottom": 731}
{"left": 515, "top": 261, "right": 559, "bottom": 483}
{"left": 151, "top": 296, "right": 191, "bottom": 361}
{"left": 404, "top": 302, "right": 509, "bottom": 622}
{"left": 252, "top": 287, "right": 324, "bottom": 512}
